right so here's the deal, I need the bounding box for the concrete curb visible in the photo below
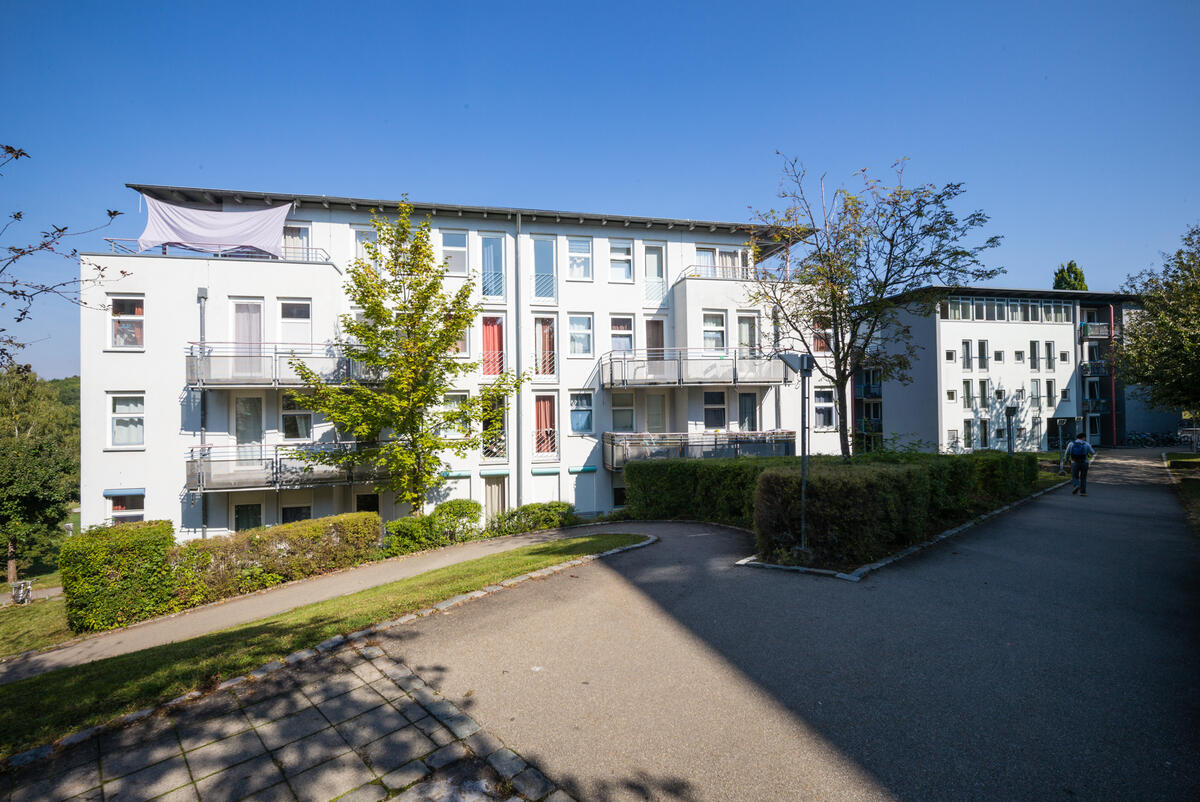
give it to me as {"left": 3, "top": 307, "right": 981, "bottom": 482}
{"left": 1162, "top": 450, "right": 1181, "bottom": 485}
{"left": 735, "top": 481, "right": 1072, "bottom": 582}
{"left": 1, "top": 533, "right": 657, "bottom": 773}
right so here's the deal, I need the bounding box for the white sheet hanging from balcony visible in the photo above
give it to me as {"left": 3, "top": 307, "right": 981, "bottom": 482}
{"left": 136, "top": 195, "right": 294, "bottom": 257}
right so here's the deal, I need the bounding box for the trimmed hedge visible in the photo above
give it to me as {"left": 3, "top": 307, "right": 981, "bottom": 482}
{"left": 60, "top": 513, "right": 383, "bottom": 633}
{"left": 383, "top": 500, "right": 578, "bottom": 557}
{"left": 625, "top": 457, "right": 802, "bottom": 527}
{"left": 59, "top": 520, "right": 179, "bottom": 633}
{"left": 483, "top": 501, "right": 580, "bottom": 537}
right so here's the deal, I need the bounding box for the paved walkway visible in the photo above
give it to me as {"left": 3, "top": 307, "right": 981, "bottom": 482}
{"left": 2, "top": 640, "right": 575, "bottom": 801}
{"left": 0, "top": 530, "right": 572, "bottom": 685}
{"left": 375, "top": 450, "right": 1200, "bottom": 800}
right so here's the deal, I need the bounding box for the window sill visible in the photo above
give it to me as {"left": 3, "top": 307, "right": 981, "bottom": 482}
{"left": 564, "top": 277, "right": 594, "bottom": 283}
{"left": 530, "top": 297, "right": 558, "bottom": 305}
{"left": 104, "top": 348, "right": 146, "bottom": 354}
{"left": 568, "top": 432, "right": 595, "bottom": 438}
{"left": 566, "top": 354, "right": 594, "bottom": 360}
{"left": 104, "top": 447, "right": 146, "bottom": 452}
{"left": 608, "top": 279, "right": 635, "bottom": 285}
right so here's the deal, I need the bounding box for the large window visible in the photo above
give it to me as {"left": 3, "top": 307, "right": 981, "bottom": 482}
{"left": 281, "top": 394, "right": 312, "bottom": 440}
{"left": 354, "top": 229, "right": 378, "bottom": 266}
{"left": 961, "top": 340, "right": 972, "bottom": 370}
{"left": 1045, "top": 379, "right": 1056, "bottom": 407}
{"left": 568, "top": 314, "right": 593, "bottom": 357}
{"left": 703, "top": 391, "right": 726, "bottom": 429}
{"left": 534, "top": 317, "right": 556, "bottom": 376}
{"left": 1031, "top": 379, "right": 1041, "bottom": 407}
{"left": 611, "top": 392, "right": 635, "bottom": 432}
{"left": 703, "top": 312, "right": 726, "bottom": 350}
{"left": 442, "top": 393, "right": 469, "bottom": 439}
{"left": 534, "top": 394, "right": 557, "bottom": 455}
{"left": 110, "top": 296, "right": 145, "bottom": 349}
{"left": 814, "top": 389, "right": 836, "bottom": 428}
{"left": 962, "top": 379, "right": 973, "bottom": 408}
{"left": 567, "top": 237, "right": 592, "bottom": 281}
{"left": 1029, "top": 340, "right": 1040, "bottom": 370}
{"left": 533, "top": 237, "right": 556, "bottom": 300}
{"left": 610, "top": 316, "right": 634, "bottom": 353}
{"left": 110, "top": 493, "right": 144, "bottom": 524}
{"left": 963, "top": 420, "right": 974, "bottom": 449}
{"left": 1045, "top": 342, "right": 1056, "bottom": 370}
{"left": 441, "top": 231, "right": 467, "bottom": 275}
{"left": 977, "top": 340, "right": 989, "bottom": 370}
{"left": 609, "top": 240, "right": 633, "bottom": 282}
{"left": 234, "top": 504, "right": 262, "bottom": 532}
{"left": 481, "top": 235, "right": 505, "bottom": 297}
{"left": 110, "top": 394, "right": 145, "bottom": 447}
{"left": 280, "top": 299, "right": 311, "bottom": 344}
{"left": 569, "top": 392, "right": 593, "bottom": 434}
{"left": 482, "top": 316, "right": 504, "bottom": 375}
{"left": 282, "top": 225, "right": 309, "bottom": 259}
{"left": 282, "top": 506, "right": 312, "bottom": 524}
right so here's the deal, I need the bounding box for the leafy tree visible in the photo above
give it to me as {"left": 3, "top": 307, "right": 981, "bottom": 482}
{"left": 292, "top": 203, "right": 524, "bottom": 514}
{"left": 1115, "top": 223, "right": 1200, "bottom": 413}
{"left": 1053, "top": 260, "right": 1088, "bottom": 290}
{"left": 0, "top": 365, "right": 76, "bottom": 582}
{"left": 2, "top": 145, "right": 123, "bottom": 365}
{"left": 750, "top": 158, "right": 1003, "bottom": 456}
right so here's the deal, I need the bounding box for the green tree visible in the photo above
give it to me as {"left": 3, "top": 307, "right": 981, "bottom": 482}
{"left": 0, "top": 365, "right": 76, "bottom": 582}
{"left": 1115, "top": 223, "right": 1200, "bottom": 413}
{"left": 292, "top": 203, "right": 524, "bottom": 514}
{"left": 1053, "top": 260, "right": 1088, "bottom": 290}
{"left": 750, "top": 158, "right": 1003, "bottom": 456}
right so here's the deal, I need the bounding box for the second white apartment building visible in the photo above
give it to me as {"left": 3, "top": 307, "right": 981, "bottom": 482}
{"left": 80, "top": 184, "right": 844, "bottom": 538}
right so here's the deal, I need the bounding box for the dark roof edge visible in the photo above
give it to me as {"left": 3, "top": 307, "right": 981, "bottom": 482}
{"left": 888, "top": 284, "right": 1138, "bottom": 304}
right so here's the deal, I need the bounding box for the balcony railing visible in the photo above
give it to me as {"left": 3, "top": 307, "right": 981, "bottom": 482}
{"left": 185, "top": 343, "right": 380, "bottom": 387}
{"left": 683, "top": 264, "right": 755, "bottom": 281}
{"left": 856, "top": 419, "right": 883, "bottom": 434}
{"left": 854, "top": 382, "right": 882, "bottom": 399}
{"left": 1084, "top": 398, "right": 1112, "bottom": 413}
{"left": 1079, "top": 361, "right": 1110, "bottom": 377}
{"left": 602, "top": 430, "right": 795, "bottom": 471}
{"left": 482, "top": 431, "right": 508, "bottom": 460}
{"left": 644, "top": 278, "right": 667, "bottom": 306}
{"left": 532, "top": 272, "right": 556, "bottom": 300}
{"left": 533, "top": 428, "right": 559, "bottom": 459}
{"left": 482, "top": 269, "right": 504, "bottom": 297}
{"left": 105, "top": 238, "right": 331, "bottom": 263}
{"left": 599, "top": 348, "right": 785, "bottom": 387}
{"left": 1080, "top": 322, "right": 1113, "bottom": 339}
{"left": 532, "top": 350, "right": 556, "bottom": 378}
{"left": 185, "top": 441, "right": 386, "bottom": 492}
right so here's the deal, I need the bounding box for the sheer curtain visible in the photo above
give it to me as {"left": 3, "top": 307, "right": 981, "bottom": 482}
{"left": 483, "top": 317, "right": 503, "bottom": 374}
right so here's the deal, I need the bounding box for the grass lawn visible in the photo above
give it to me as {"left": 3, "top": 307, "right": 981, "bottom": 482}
{"left": 25, "top": 570, "right": 62, "bottom": 590}
{"left": 0, "top": 532, "right": 641, "bottom": 760}
{"left": 1165, "top": 453, "right": 1200, "bottom": 536}
{"left": 1036, "top": 470, "right": 1068, "bottom": 491}
{"left": 0, "top": 599, "right": 73, "bottom": 658}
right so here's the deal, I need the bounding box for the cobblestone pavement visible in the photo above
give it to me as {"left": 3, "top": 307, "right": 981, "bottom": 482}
{"left": 0, "top": 642, "right": 574, "bottom": 802}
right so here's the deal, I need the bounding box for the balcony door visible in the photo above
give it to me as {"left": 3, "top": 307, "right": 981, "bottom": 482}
{"left": 646, "top": 393, "right": 667, "bottom": 433}
{"left": 644, "top": 244, "right": 666, "bottom": 305}
{"left": 738, "top": 392, "right": 758, "bottom": 431}
{"left": 645, "top": 319, "right": 664, "bottom": 359}
{"left": 234, "top": 394, "right": 264, "bottom": 470}
{"left": 233, "top": 300, "right": 263, "bottom": 378}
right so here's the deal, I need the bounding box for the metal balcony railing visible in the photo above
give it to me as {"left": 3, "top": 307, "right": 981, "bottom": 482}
{"left": 856, "top": 419, "right": 883, "bottom": 434}
{"left": 533, "top": 428, "right": 559, "bottom": 458}
{"left": 1080, "top": 361, "right": 1110, "bottom": 377}
{"left": 105, "top": 238, "right": 332, "bottom": 263}
{"left": 1084, "top": 398, "right": 1112, "bottom": 413}
{"left": 482, "top": 431, "right": 508, "bottom": 460}
{"left": 599, "top": 348, "right": 785, "bottom": 387}
{"left": 644, "top": 278, "right": 667, "bottom": 306}
{"left": 683, "top": 264, "right": 755, "bottom": 281}
{"left": 1080, "top": 322, "right": 1113, "bottom": 339}
{"left": 532, "top": 272, "right": 556, "bottom": 300}
{"left": 185, "top": 441, "right": 386, "bottom": 492}
{"left": 532, "top": 350, "right": 556, "bottom": 377}
{"left": 185, "top": 343, "right": 380, "bottom": 387}
{"left": 482, "top": 350, "right": 505, "bottom": 375}
{"left": 854, "top": 382, "right": 882, "bottom": 399}
{"left": 482, "top": 269, "right": 504, "bottom": 297}
{"left": 602, "top": 430, "right": 795, "bottom": 471}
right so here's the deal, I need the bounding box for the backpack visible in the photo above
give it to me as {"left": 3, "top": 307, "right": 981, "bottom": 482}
{"left": 1069, "top": 440, "right": 1089, "bottom": 458}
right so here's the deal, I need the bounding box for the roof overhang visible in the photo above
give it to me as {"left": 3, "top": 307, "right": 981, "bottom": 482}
{"left": 889, "top": 284, "right": 1138, "bottom": 304}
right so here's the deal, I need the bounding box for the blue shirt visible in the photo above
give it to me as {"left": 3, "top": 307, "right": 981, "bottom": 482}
{"left": 1068, "top": 439, "right": 1095, "bottom": 461}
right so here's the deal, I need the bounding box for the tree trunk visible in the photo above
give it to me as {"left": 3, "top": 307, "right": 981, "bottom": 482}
{"left": 837, "top": 384, "right": 852, "bottom": 458}
{"left": 6, "top": 534, "right": 16, "bottom": 585}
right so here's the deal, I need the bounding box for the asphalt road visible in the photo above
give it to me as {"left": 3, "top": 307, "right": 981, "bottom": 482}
{"left": 377, "top": 450, "right": 1200, "bottom": 801}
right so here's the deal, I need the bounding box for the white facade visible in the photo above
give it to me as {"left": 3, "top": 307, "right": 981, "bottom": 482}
{"left": 80, "top": 186, "right": 842, "bottom": 538}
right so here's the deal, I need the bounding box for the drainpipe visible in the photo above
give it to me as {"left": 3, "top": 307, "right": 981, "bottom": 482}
{"left": 198, "top": 287, "right": 209, "bottom": 538}
{"left": 513, "top": 214, "right": 523, "bottom": 507}
{"left": 1109, "top": 303, "right": 1117, "bottom": 446}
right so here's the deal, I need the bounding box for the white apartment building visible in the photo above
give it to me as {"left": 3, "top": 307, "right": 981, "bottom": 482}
{"left": 80, "top": 184, "right": 842, "bottom": 538}
{"left": 855, "top": 286, "right": 1179, "bottom": 453}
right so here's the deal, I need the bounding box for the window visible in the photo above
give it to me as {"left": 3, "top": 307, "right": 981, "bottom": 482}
{"left": 961, "top": 340, "right": 972, "bottom": 369}
{"left": 610, "top": 316, "right": 634, "bottom": 353}
{"left": 1015, "top": 350, "right": 1025, "bottom": 363}
{"left": 862, "top": 399, "right": 881, "bottom": 421}
{"left": 612, "top": 392, "right": 635, "bottom": 432}
{"left": 354, "top": 229, "right": 378, "bottom": 265}
{"left": 978, "top": 380, "right": 989, "bottom": 406}
{"left": 1059, "top": 350, "right": 1069, "bottom": 364}
{"left": 1028, "top": 302, "right": 1041, "bottom": 323}
{"left": 977, "top": 340, "right": 989, "bottom": 370}
{"left": 980, "top": 419, "right": 989, "bottom": 446}
{"left": 962, "top": 380, "right": 973, "bottom": 408}
{"left": 1031, "top": 379, "right": 1041, "bottom": 406}
{"left": 110, "top": 493, "right": 144, "bottom": 524}
{"left": 945, "top": 350, "right": 956, "bottom": 363}
{"left": 281, "top": 506, "right": 312, "bottom": 524}
{"left": 993, "top": 351, "right": 1003, "bottom": 364}
{"left": 974, "top": 299, "right": 986, "bottom": 320}
{"left": 609, "top": 240, "right": 633, "bottom": 282}
{"left": 234, "top": 504, "right": 262, "bottom": 532}
{"left": 814, "top": 389, "right": 836, "bottom": 428}
{"left": 534, "top": 317, "right": 556, "bottom": 376}
{"left": 1032, "top": 417, "right": 1042, "bottom": 444}
{"left": 281, "top": 394, "right": 312, "bottom": 440}
{"left": 280, "top": 299, "right": 311, "bottom": 344}
{"left": 994, "top": 420, "right": 1005, "bottom": 443}
{"left": 534, "top": 394, "right": 557, "bottom": 455}
{"left": 568, "top": 315, "right": 593, "bottom": 357}
{"left": 482, "top": 316, "right": 504, "bottom": 375}
{"left": 948, "top": 429, "right": 960, "bottom": 449}
{"left": 946, "top": 389, "right": 957, "bottom": 402}
{"left": 812, "top": 318, "right": 831, "bottom": 352}
{"left": 1060, "top": 387, "right": 1071, "bottom": 401}
{"left": 110, "top": 394, "right": 145, "bottom": 447}
{"left": 569, "top": 392, "right": 593, "bottom": 434}
{"left": 441, "top": 231, "right": 467, "bottom": 275}
{"left": 567, "top": 237, "right": 592, "bottom": 280}
{"left": 451, "top": 323, "right": 468, "bottom": 356}
{"left": 1045, "top": 342, "right": 1056, "bottom": 370}
{"left": 1029, "top": 341, "right": 1040, "bottom": 370}
{"left": 704, "top": 391, "right": 727, "bottom": 429}
{"left": 994, "top": 389, "right": 1004, "bottom": 401}
{"left": 737, "top": 315, "right": 758, "bottom": 356}
{"left": 356, "top": 494, "right": 380, "bottom": 513}
{"left": 110, "top": 296, "right": 144, "bottom": 348}
{"left": 703, "top": 312, "right": 726, "bottom": 350}
{"left": 282, "top": 225, "right": 309, "bottom": 258}
{"left": 963, "top": 420, "right": 974, "bottom": 449}
{"left": 1046, "top": 379, "right": 1056, "bottom": 407}
{"left": 533, "top": 237, "right": 556, "bottom": 300}
{"left": 481, "top": 235, "right": 504, "bottom": 297}
{"left": 1016, "top": 387, "right": 1026, "bottom": 401}
{"left": 442, "top": 393, "right": 469, "bottom": 438}
{"left": 482, "top": 399, "right": 507, "bottom": 459}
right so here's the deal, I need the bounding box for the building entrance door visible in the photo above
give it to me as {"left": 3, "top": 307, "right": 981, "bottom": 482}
{"left": 738, "top": 392, "right": 758, "bottom": 431}
{"left": 484, "top": 476, "right": 507, "bottom": 521}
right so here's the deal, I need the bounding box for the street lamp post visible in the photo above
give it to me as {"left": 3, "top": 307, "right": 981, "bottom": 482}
{"left": 779, "top": 352, "right": 816, "bottom": 554}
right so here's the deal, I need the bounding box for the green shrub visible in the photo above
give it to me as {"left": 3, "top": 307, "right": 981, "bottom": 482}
{"left": 383, "top": 515, "right": 449, "bottom": 556}
{"left": 484, "top": 502, "right": 581, "bottom": 537}
{"left": 625, "top": 457, "right": 803, "bottom": 526}
{"left": 173, "top": 512, "right": 382, "bottom": 602}
{"left": 59, "top": 520, "right": 179, "bottom": 633}
{"left": 432, "top": 499, "right": 483, "bottom": 541}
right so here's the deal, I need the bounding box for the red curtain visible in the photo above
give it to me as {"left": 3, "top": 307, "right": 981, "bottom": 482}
{"left": 535, "top": 395, "right": 556, "bottom": 452}
{"left": 538, "top": 319, "right": 555, "bottom": 374}
{"left": 483, "top": 317, "right": 503, "bottom": 374}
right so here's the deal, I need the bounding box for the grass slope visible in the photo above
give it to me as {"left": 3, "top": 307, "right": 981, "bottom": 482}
{"left": 0, "top": 532, "right": 640, "bottom": 760}
{"left": 0, "top": 599, "right": 72, "bottom": 658}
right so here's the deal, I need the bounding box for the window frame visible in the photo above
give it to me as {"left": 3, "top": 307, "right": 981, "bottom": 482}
{"left": 531, "top": 235, "right": 557, "bottom": 302}
{"left": 702, "top": 310, "right": 727, "bottom": 351}
{"left": 109, "top": 294, "right": 146, "bottom": 350}
{"left": 278, "top": 298, "right": 312, "bottom": 345}
{"left": 480, "top": 232, "right": 506, "bottom": 299}
{"left": 813, "top": 388, "right": 837, "bottom": 429}
{"left": 569, "top": 391, "right": 594, "bottom": 435}
{"left": 567, "top": 314, "right": 594, "bottom": 358}
{"left": 110, "top": 493, "right": 145, "bottom": 524}
{"left": 610, "top": 315, "right": 635, "bottom": 354}
{"left": 281, "top": 394, "right": 314, "bottom": 441}
{"left": 608, "top": 239, "right": 634, "bottom": 283}
{"left": 566, "top": 237, "right": 593, "bottom": 282}
{"left": 440, "top": 229, "right": 468, "bottom": 276}
{"left": 108, "top": 392, "right": 146, "bottom": 449}
{"left": 611, "top": 392, "right": 635, "bottom": 432}
{"left": 703, "top": 390, "right": 727, "bottom": 430}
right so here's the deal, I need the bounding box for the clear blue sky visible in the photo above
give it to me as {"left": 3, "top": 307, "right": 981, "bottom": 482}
{"left": 5, "top": 0, "right": 1197, "bottom": 378}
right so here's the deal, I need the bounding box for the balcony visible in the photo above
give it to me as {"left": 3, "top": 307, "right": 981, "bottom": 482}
{"left": 855, "top": 382, "right": 882, "bottom": 399}
{"left": 185, "top": 343, "right": 379, "bottom": 388}
{"left": 1079, "top": 361, "right": 1110, "bottom": 377}
{"left": 105, "top": 238, "right": 332, "bottom": 263}
{"left": 185, "top": 442, "right": 386, "bottom": 492}
{"left": 602, "top": 430, "right": 796, "bottom": 471}
{"left": 682, "top": 264, "right": 756, "bottom": 281}
{"left": 1080, "top": 322, "right": 1114, "bottom": 339}
{"left": 1083, "top": 398, "right": 1112, "bottom": 414}
{"left": 599, "top": 348, "right": 785, "bottom": 387}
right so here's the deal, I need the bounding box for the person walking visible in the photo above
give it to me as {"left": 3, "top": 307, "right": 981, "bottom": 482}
{"left": 1068, "top": 432, "right": 1096, "bottom": 496}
